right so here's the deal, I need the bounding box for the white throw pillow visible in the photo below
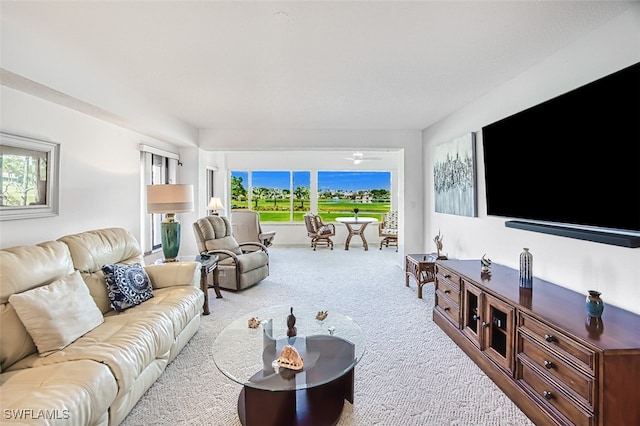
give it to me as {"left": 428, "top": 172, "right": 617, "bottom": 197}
{"left": 8, "top": 271, "right": 104, "bottom": 356}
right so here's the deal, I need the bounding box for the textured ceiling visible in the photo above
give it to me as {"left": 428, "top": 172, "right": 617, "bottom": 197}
{"left": 0, "top": 1, "right": 635, "bottom": 132}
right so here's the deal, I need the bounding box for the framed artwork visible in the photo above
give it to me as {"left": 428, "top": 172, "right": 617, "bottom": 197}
{"left": 1, "top": 132, "right": 60, "bottom": 221}
{"left": 433, "top": 132, "right": 477, "bottom": 217}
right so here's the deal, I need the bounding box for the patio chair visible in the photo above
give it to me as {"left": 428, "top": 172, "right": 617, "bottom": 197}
{"left": 193, "top": 215, "right": 269, "bottom": 291}
{"left": 303, "top": 212, "right": 335, "bottom": 250}
{"left": 379, "top": 210, "right": 398, "bottom": 251}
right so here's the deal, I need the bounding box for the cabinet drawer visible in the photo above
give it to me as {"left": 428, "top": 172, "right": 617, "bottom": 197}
{"left": 518, "top": 332, "right": 594, "bottom": 407}
{"left": 519, "top": 361, "right": 594, "bottom": 426}
{"left": 436, "top": 276, "right": 460, "bottom": 304}
{"left": 435, "top": 265, "right": 461, "bottom": 287}
{"left": 435, "top": 289, "right": 460, "bottom": 328}
{"left": 519, "top": 313, "right": 595, "bottom": 374}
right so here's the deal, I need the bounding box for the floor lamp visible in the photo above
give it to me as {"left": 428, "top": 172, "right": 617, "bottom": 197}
{"left": 146, "top": 184, "right": 194, "bottom": 262}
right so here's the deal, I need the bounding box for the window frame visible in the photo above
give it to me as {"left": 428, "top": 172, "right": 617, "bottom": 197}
{"left": 140, "top": 144, "right": 178, "bottom": 254}
{"left": 0, "top": 132, "right": 60, "bottom": 221}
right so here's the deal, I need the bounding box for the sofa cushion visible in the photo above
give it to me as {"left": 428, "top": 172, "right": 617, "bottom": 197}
{"left": 103, "top": 263, "right": 154, "bottom": 311}
{"left": 0, "top": 360, "right": 118, "bottom": 426}
{"left": 7, "top": 310, "right": 174, "bottom": 396}
{"left": 58, "top": 227, "right": 145, "bottom": 314}
{"left": 0, "top": 241, "right": 74, "bottom": 370}
{"left": 8, "top": 271, "right": 104, "bottom": 356}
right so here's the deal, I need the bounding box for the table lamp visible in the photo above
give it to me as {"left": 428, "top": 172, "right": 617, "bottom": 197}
{"left": 207, "top": 197, "right": 225, "bottom": 215}
{"left": 146, "top": 184, "right": 194, "bottom": 262}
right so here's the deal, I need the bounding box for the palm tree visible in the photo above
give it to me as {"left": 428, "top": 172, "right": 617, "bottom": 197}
{"left": 252, "top": 187, "right": 267, "bottom": 209}
{"left": 293, "top": 186, "right": 310, "bottom": 210}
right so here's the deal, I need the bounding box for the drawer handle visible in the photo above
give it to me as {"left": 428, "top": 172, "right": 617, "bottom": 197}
{"left": 544, "top": 334, "right": 555, "bottom": 343}
{"left": 444, "top": 307, "right": 450, "bottom": 312}
{"left": 482, "top": 321, "right": 490, "bottom": 328}
{"left": 444, "top": 289, "right": 451, "bottom": 294}
{"left": 543, "top": 391, "right": 553, "bottom": 401}
{"left": 444, "top": 274, "right": 451, "bottom": 278}
{"left": 472, "top": 314, "right": 481, "bottom": 321}
{"left": 543, "top": 360, "right": 554, "bottom": 370}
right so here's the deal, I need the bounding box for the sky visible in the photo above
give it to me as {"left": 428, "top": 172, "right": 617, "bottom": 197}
{"left": 231, "top": 171, "right": 391, "bottom": 191}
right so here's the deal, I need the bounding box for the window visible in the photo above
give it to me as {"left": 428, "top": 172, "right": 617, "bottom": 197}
{"left": 230, "top": 170, "right": 310, "bottom": 222}
{"left": 0, "top": 132, "right": 60, "bottom": 221}
{"left": 150, "top": 154, "right": 168, "bottom": 251}
{"left": 318, "top": 171, "right": 391, "bottom": 222}
{"left": 140, "top": 145, "right": 178, "bottom": 254}
{"left": 230, "top": 170, "right": 390, "bottom": 223}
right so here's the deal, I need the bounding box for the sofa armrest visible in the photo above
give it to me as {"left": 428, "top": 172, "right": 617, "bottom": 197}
{"left": 144, "top": 262, "right": 200, "bottom": 289}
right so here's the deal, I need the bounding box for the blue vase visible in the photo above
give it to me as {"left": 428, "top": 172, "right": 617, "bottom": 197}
{"left": 519, "top": 248, "right": 533, "bottom": 288}
{"left": 586, "top": 290, "right": 604, "bottom": 318}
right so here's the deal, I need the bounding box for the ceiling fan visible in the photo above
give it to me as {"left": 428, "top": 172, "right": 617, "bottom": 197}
{"left": 343, "top": 151, "right": 382, "bottom": 165}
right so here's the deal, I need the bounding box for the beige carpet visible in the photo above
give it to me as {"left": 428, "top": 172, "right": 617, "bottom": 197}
{"left": 121, "top": 246, "right": 534, "bottom": 426}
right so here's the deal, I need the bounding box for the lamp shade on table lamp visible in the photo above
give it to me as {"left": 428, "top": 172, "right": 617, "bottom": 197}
{"left": 146, "top": 184, "right": 194, "bottom": 261}
{"left": 207, "top": 197, "right": 225, "bottom": 215}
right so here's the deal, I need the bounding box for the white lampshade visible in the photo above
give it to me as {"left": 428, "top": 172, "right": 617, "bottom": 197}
{"left": 147, "top": 184, "right": 194, "bottom": 214}
{"left": 207, "top": 197, "right": 225, "bottom": 211}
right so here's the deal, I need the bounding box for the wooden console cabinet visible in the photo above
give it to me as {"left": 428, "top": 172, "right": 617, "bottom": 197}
{"left": 433, "top": 260, "right": 640, "bottom": 426}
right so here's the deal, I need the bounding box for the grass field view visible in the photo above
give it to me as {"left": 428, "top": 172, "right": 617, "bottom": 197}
{"left": 231, "top": 170, "right": 391, "bottom": 222}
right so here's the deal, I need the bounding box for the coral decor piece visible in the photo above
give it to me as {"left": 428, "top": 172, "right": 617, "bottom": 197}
{"left": 277, "top": 345, "right": 304, "bottom": 370}
{"left": 316, "top": 310, "right": 328, "bottom": 321}
{"left": 247, "top": 317, "right": 260, "bottom": 329}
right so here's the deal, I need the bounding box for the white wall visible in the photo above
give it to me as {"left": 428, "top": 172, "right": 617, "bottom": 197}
{"left": 0, "top": 86, "right": 194, "bottom": 250}
{"left": 422, "top": 6, "right": 640, "bottom": 314}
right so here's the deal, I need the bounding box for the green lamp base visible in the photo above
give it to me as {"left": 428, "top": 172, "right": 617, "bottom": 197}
{"left": 161, "top": 215, "right": 181, "bottom": 262}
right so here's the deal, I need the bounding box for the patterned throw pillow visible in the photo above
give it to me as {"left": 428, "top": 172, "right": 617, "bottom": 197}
{"left": 102, "top": 263, "right": 153, "bottom": 311}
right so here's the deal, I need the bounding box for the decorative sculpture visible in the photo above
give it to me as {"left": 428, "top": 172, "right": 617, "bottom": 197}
{"left": 434, "top": 230, "right": 444, "bottom": 259}
{"left": 481, "top": 254, "right": 492, "bottom": 273}
{"left": 316, "top": 310, "right": 328, "bottom": 321}
{"left": 287, "top": 307, "right": 297, "bottom": 338}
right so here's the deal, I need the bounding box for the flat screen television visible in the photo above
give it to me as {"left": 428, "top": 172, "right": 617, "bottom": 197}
{"left": 482, "top": 62, "right": 640, "bottom": 246}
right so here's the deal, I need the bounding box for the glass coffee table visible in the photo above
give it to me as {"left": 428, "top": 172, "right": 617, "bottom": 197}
{"left": 212, "top": 305, "right": 365, "bottom": 426}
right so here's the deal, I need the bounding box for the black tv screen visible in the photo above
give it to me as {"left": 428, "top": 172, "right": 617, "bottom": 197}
{"left": 482, "top": 62, "right": 640, "bottom": 234}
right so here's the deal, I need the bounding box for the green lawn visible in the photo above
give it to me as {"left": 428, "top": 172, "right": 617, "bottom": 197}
{"left": 232, "top": 199, "right": 390, "bottom": 222}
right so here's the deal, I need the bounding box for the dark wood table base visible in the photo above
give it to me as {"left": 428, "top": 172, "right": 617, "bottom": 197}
{"left": 238, "top": 368, "right": 354, "bottom": 426}
{"left": 199, "top": 256, "right": 221, "bottom": 316}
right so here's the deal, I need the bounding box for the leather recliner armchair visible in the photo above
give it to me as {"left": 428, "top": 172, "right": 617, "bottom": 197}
{"left": 230, "top": 210, "right": 276, "bottom": 249}
{"left": 193, "top": 215, "right": 270, "bottom": 291}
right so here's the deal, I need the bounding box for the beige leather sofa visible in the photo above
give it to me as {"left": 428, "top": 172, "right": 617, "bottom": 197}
{"left": 0, "top": 228, "right": 203, "bottom": 425}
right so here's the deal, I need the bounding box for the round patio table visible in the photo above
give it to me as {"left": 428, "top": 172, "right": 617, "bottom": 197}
{"left": 335, "top": 216, "right": 378, "bottom": 251}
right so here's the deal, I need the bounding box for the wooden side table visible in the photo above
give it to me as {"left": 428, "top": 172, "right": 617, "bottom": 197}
{"left": 196, "top": 254, "right": 221, "bottom": 315}
{"left": 405, "top": 253, "right": 446, "bottom": 299}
